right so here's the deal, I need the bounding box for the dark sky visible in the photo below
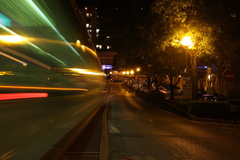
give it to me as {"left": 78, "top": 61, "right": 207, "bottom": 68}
{"left": 76, "top": 0, "right": 96, "bottom": 5}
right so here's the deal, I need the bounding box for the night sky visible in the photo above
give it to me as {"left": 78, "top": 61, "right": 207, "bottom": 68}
{"left": 76, "top": 0, "right": 96, "bottom": 5}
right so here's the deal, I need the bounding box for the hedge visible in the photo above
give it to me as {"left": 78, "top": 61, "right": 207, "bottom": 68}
{"left": 186, "top": 101, "right": 231, "bottom": 119}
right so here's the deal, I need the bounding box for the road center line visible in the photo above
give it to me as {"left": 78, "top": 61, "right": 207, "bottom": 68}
{"left": 148, "top": 119, "right": 154, "bottom": 123}
{"left": 108, "top": 121, "right": 120, "bottom": 133}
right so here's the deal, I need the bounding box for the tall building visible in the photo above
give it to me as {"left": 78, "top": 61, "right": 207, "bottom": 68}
{"left": 78, "top": 5, "right": 117, "bottom": 71}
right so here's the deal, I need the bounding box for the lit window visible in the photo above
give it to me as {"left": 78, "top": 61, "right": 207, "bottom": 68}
{"left": 106, "top": 36, "right": 111, "bottom": 39}
{"left": 86, "top": 13, "right": 92, "bottom": 17}
{"left": 85, "top": 7, "right": 88, "bottom": 10}
{"left": 231, "top": 13, "right": 237, "bottom": 17}
{"left": 96, "top": 45, "right": 102, "bottom": 49}
{"left": 107, "top": 46, "right": 111, "bottom": 49}
{"left": 86, "top": 24, "right": 92, "bottom": 28}
{"left": 96, "top": 29, "right": 100, "bottom": 33}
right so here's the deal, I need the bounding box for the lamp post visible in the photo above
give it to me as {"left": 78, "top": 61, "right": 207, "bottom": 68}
{"left": 181, "top": 36, "right": 193, "bottom": 74}
{"left": 136, "top": 67, "right": 141, "bottom": 90}
{"left": 181, "top": 36, "right": 196, "bottom": 99}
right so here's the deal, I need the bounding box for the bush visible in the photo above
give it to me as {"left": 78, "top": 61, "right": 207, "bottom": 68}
{"left": 187, "top": 101, "right": 231, "bottom": 119}
{"left": 169, "top": 100, "right": 189, "bottom": 111}
{"left": 136, "top": 90, "right": 165, "bottom": 103}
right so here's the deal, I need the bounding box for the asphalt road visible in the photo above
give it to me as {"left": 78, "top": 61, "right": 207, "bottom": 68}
{"left": 0, "top": 92, "right": 105, "bottom": 160}
{"left": 108, "top": 82, "right": 240, "bottom": 160}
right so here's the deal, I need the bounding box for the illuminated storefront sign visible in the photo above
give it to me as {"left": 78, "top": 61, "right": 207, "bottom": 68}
{"left": 102, "top": 65, "right": 112, "bottom": 70}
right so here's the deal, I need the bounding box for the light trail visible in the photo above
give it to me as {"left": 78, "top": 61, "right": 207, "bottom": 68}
{"left": 0, "top": 85, "right": 88, "bottom": 91}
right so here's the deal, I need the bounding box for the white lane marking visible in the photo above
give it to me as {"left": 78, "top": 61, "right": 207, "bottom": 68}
{"left": 148, "top": 119, "right": 154, "bottom": 123}
{"left": 109, "top": 121, "right": 120, "bottom": 133}
{"left": 123, "top": 156, "right": 156, "bottom": 160}
{"left": 126, "top": 95, "right": 142, "bottom": 109}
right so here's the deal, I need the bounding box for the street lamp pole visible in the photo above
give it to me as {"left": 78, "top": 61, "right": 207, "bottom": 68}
{"left": 136, "top": 67, "right": 140, "bottom": 90}
{"left": 181, "top": 36, "right": 194, "bottom": 99}
{"left": 181, "top": 36, "right": 193, "bottom": 74}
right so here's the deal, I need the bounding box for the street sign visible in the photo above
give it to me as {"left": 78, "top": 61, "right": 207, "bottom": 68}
{"left": 223, "top": 69, "right": 235, "bottom": 82}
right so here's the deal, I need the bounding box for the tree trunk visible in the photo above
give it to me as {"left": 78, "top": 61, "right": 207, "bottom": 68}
{"left": 154, "top": 75, "right": 159, "bottom": 92}
{"left": 169, "top": 75, "right": 182, "bottom": 100}
{"left": 191, "top": 53, "right": 199, "bottom": 100}
{"left": 169, "top": 75, "right": 174, "bottom": 100}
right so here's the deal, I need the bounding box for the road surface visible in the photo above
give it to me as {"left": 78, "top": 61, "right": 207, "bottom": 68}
{"left": 0, "top": 92, "right": 105, "bottom": 160}
{"left": 107, "top": 82, "right": 240, "bottom": 160}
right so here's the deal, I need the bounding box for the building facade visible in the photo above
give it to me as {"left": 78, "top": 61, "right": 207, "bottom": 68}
{"left": 79, "top": 5, "right": 117, "bottom": 71}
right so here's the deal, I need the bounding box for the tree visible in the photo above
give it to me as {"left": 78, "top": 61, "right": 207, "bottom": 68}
{"left": 151, "top": 0, "right": 220, "bottom": 99}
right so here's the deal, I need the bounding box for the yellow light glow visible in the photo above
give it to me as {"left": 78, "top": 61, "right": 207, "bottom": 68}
{"left": 0, "top": 35, "right": 26, "bottom": 43}
{"left": 181, "top": 36, "right": 194, "bottom": 48}
{"left": 208, "top": 75, "right": 211, "bottom": 80}
{"left": 76, "top": 40, "right": 81, "bottom": 47}
{"left": 130, "top": 70, "right": 134, "bottom": 74}
{"left": 136, "top": 68, "right": 140, "bottom": 72}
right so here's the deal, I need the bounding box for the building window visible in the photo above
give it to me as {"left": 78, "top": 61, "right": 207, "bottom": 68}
{"left": 88, "top": 29, "right": 92, "bottom": 33}
{"left": 231, "top": 13, "right": 237, "bottom": 17}
{"left": 86, "top": 23, "right": 92, "bottom": 28}
{"left": 107, "top": 46, "right": 111, "bottom": 49}
{"left": 86, "top": 13, "right": 92, "bottom": 17}
{"left": 96, "top": 44, "right": 102, "bottom": 49}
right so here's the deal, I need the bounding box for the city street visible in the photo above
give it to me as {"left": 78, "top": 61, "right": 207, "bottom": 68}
{"left": 108, "top": 82, "right": 240, "bottom": 160}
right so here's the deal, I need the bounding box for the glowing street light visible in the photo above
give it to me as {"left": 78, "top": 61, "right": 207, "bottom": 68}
{"left": 136, "top": 67, "right": 140, "bottom": 72}
{"left": 181, "top": 36, "right": 194, "bottom": 49}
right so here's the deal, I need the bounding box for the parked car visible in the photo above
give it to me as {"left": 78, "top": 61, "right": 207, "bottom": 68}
{"left": 159, "top": 86, "right": 171, "bottom": 95}
{"left": 199, "top": 94, "right": 227, "bottom": 101}
{"left": 159, "top": 86, "right": 183, "bottom": 95}
{"left": 229, "top": 99, "right": 240, "bottom": 112}
{"left": 174, "top": 86, "right": 183, "bottom": 95}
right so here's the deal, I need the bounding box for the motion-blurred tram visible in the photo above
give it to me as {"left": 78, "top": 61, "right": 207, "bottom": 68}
{"left": 0, "top": 0, "right": 106, "bottom": 99}
{"left": 0, "top": 1, "right": 107, "bottom": 159}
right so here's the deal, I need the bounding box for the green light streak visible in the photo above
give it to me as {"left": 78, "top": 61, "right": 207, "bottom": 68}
{"left": 27, "top": 0, "right": 85, "bottom": 62}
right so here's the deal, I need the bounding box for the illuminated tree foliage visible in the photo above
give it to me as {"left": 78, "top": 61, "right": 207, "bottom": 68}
{"left": 151, "top": 0, "right": 220, "bottom": 99}
{"left": 151, "top": 0, "right": 240, "bottom": 98}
